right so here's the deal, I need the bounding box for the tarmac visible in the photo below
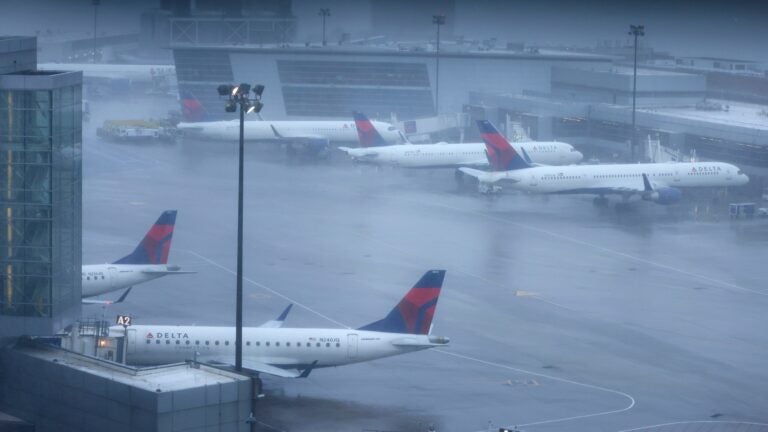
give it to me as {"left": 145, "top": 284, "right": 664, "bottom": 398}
{"left": 81, "top": 95, "right": 768, "bottom": 432}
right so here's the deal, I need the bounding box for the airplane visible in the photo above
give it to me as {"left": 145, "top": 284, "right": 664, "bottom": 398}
{"left": 338, "top": 113, "right": 583, "bottom": 171}
{"left": 82, "top": 210, "right": 193, "bottom": 305}
{"left": 38, "top": 63, "right": 175, "bottom": 84}
{"left": 110, "top": 270, "right": 450, "bottom": 378}
{"left": 176, "top": 111, "right": 400, "bottom": 158}
{"left": 459, "top": 120, "right": 750, "bottom": 204}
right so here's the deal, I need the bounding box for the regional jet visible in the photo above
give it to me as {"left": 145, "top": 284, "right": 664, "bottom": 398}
{"left": 110, "top": 270, "right": 450, "bottom": 378}
{"left": 177, "top": 112, "right": 400, "bottom": 158}
{"left": 339, "top": 113, "right": 583, "bottom": 170}
{"left": 460, "top": 120, "right": 749, "bottom": 204}
{"left": 82, "top": 210, "right": 193, "bottom": 304}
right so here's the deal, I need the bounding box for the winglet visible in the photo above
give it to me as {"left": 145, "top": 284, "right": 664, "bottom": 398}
{"left": 359, "top": 270, "right": 446, "bottom": 335}
{"left": 398, "top": 130, "right": 412, "bottom": 145}
{"left": 521, "top": 147, "right": 533, "bottom": 164}
{"left": 114, "top": 287, "right": 133, "bottom": 304}
{"left": 113, "top": 211, "right": 178, "bottom": 265}
{"left": 642, "top": 173, "right": 653, "bottom": 192}
{"left": 277, "top": 304, "right": 293, "bottom": 322}
{"left": 477, "top": 120, "right": 532, "bottom": 171}
{"left": 299, "top": 360, "right": 319, "bottom": 378}
{"left": 270, "top": 124, "right": 284, "bottom": 138}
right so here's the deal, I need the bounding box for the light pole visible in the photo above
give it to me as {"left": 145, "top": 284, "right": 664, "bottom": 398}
{"left": 92, "top": 0, "right": 100, "bottom": 62}
{"left": 319, "top": 8, "right": 331, "bottom": 46}
{"left": 432, "top": 14, "right": 446, "bottom": 114}
{"left": 628, "top": 24, "right": 644, "bottom": 160}
{"left": 217, "top": 83, "right": 265, "bottom": 372}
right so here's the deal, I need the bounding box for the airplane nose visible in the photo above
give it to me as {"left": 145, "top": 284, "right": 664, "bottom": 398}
{"left": 573, "top": 151, "right": 584, "bottom": 163}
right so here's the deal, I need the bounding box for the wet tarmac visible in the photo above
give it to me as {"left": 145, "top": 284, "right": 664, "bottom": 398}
{"left": 81, "top": 96, "right": 768, "bottom": 432}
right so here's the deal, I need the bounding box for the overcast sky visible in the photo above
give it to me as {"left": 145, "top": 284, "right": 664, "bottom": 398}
{"left": 2, "top": 0, "right": 766, "bottom": 63}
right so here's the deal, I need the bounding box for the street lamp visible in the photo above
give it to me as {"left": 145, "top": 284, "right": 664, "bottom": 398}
{"left": 432, "top": 14, "right": 446, "bottom": 114}
{"left": 628, "top": 24, "right": 645, "bottom": 160}
{"left": 217, "top": 82, "right": 265, "bottom": 372}
{"left": 92, "top": 0, "right": 100, "bottom": 62}
{"left": 319, "top": 8, "right": 331, "bottom": 46}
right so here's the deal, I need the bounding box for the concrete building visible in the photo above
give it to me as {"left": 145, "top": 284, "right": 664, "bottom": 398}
{"left": 1, "top": 339, "right": 255, "bottom": 432}
{"left": 0, "top": 36, "right": 82, "bottom": 338}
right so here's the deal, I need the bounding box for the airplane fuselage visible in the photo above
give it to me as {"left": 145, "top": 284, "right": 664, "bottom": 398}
{"left": 487, "top": 161, "right": 749, "bottom": 193}
{"left": 120, "top": 325, "right": 444, "bottom": 369}
{"left": 179, "top": 120, "right": 400, "bottom": 144}
{"left": 344, "top": 141, "right": 582, "bottom": 168}
{"left": 81, "top": 264, "right": 171, "bottom": 298}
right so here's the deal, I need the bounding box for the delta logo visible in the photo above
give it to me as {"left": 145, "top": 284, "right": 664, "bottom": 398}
{"left": 691, "top": 166, "right": 721, "bottom": 173}
{"left": 146, "top": 332, "right": 189, "bottom": 339}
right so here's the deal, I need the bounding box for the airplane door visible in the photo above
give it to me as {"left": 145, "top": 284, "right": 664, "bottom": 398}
{"left": 673, "top": 169, "right": 681, "bottom": 183}
{"left": 529, "top": 174, "right": 538, "bottom": 187}
{"left": 124, "top": 328, "right": 137, "bottom": 363}
{"left": 107, "top": 266, "right": 118, "bottom": 290}
{"left": 347, "top": 334, "right": 358, "bottom": 360}
{"left": 725, "top": 168, "right": 732, "bottom": 180}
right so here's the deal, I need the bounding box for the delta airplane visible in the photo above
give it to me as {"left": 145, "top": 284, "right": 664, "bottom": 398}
{"left": 110, "top": 270, "right": 449, "bottom": 378}
{"left": 339, "top": 113, "right": 583, "bottom": 169}
{"left": 82, "top": 211, "right": 193, "bottom": 305}
{"left": 177, "top": 112, "right": 400, "bottom": 157}
{"left": 459, "top": 120, "right": 749, "bottom": 204}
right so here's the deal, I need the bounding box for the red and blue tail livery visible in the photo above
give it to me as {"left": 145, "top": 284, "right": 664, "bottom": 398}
{"left": 477, "top": 120, "right": 532, "bottom": 171}
{"left": 113, "top": 210, "right": 178, "bottom": 265}
{"left": 353, "top": 111, "right": 389, "bottom": 148}
{"left": 359, "top": 270, "right": 446, "bottom": 335}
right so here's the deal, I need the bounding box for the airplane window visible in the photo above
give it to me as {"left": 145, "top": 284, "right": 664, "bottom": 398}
{"left": 102, "top": 276, "right": 105, "bottom": 279}
{"left": 336, "top": 343, "right": 341, "bottom": 347}
{"left": 146, "top": 340, "right": 150, "bottom": 344}
{"left": 215, "top": 341, "right": 219, "bottom": 346}
{"left": 276, "top": 342, "right": 280, "bottom": 347}
{"left": 185, "top": 340, "right": 190, "bottom": 345}
{"left": 316, "top": 342, "right": 321, "bottom": 347}
{"left": 205, "top": 341, "right": 209, "bottom": 345}
{"left": 246, "top": 341, "right": 250, "bottom": 346}
{"left": 175, "top": 340, "right": 180, "bottom": 345}
{"left": 195, "top": 341, "right": 199, "bottom": 345}
{"left": 156, "top": 340, "right": 160, "bottom": 344}
{"left": 166, "top": 340, "right": 170, "bottom": 345}
{"left": 286, "top": 342, "right": 291, "bottom": 347}
{"left": 266, "top": 342, "right": 270, "bottom": 346}
{"left": 256, "top": 342, "right": 260, "bottom": 346}
{"left": 86, "top": 277, "right": 90, "bottom": 280}
{"left": 224, "top": 341, "right": 229, "bottom": 346}
{"left": 326, "top": 343, "right": 330, "bottom": 347}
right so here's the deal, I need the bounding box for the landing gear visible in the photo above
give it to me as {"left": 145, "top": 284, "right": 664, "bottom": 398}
{"left": 593, "top": 196, "right": 609, "bottom": 206}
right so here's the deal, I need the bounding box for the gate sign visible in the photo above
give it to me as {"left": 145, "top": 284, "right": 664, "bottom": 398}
{"left": 116, "top": 315, "right": 132, "bottom": 326}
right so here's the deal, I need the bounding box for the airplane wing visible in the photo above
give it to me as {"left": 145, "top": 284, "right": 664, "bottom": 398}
{"left": 140, "top": 269, "right": 196, "bottom": 275}
{"left": 82, "top": 287, "right": 132, "bottom": 305}
{"left": 200, "top": 356, "right": 317, "bottom": 378}
{"left": 458, "top": 168, "right": 515, "bottom": 184}
{"left": 141, "top": 265, "right": 196, "bottom": 275}
{"left": 259, "top": 304, "right": 293, "bottom": 328}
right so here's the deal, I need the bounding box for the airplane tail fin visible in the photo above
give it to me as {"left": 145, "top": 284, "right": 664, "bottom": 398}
{"left": 477, "top": 120, "right": 532, "bottom": 171}
{"left": 113, "top": 210, "right": 178, "bottom": 265}
{"left": 353, "top": 111, "right": 389, "bottom": 147}
{"left": 359, "top": 270, "right": 446, "bottom": 335}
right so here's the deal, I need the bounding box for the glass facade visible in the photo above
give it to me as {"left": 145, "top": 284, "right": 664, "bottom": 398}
{"left": 0, "top": 85, "right": 82, "bottom": 318}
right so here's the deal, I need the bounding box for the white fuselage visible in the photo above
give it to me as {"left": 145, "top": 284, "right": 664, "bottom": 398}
{"left": 121, "top": 325, "right": 438, "bottom": 369}
{"left": 343, "top": 141, "right": 582, "bottom": 168}
{"left": 81, "top": 264, "right": 170, "bottom": 298}
{"left": 178, "top": 120, "right": 400, "bottom": 144}
{"left": 38, "top": 63, "right": 175, "bottom": 83}
{"left": 484, "top": 162, "right": 749, "bottom": 193}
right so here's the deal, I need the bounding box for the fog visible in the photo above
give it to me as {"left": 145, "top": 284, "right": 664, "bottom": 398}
{"left": 3, "top": 1, "right": 768, "bottom": 431}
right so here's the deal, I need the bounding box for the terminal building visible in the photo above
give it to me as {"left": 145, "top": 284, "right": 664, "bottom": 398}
{"left": 0, "top": 36, "right": 82, "bottom": 339}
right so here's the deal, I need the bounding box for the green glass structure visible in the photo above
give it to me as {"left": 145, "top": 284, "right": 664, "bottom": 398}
{"left": 0, "top": 37, "right": 82, "bottom": 337}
